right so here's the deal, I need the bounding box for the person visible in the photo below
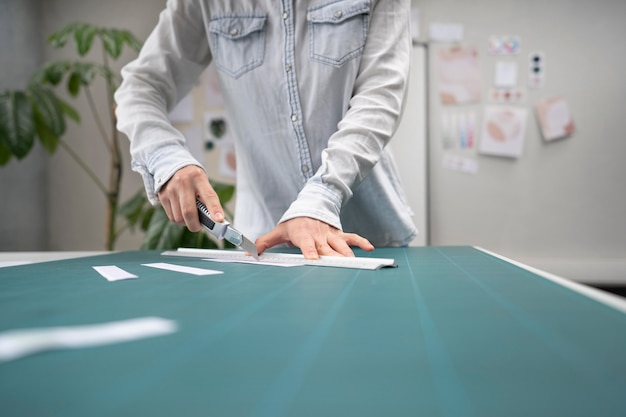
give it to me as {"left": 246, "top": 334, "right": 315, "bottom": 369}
{"left": 115, "top": 0, "right": 417, "bottom": 260}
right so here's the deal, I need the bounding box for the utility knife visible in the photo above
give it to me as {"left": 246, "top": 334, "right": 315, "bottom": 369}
{"left": 196, "top": 199, "right": 259, "bottom": 259}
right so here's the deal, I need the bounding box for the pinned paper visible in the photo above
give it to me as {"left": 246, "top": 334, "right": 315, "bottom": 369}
{"left": 494, "top": 61, "right": 518, "bottom": 88}
{"left": 488, "top": 35, "right": 521, "bottom": 55}
{"left": 429, "top": 23, "right": 464, "bottom": 42}
{"left": 479, "top": 106, "right": 528, "bottom": 158}
{"left": 534, "top": 96, "right": 575, "bottom": 141}
{"left": 442, "top": 154, "right": 478, "bottom": 174}
{"left": 437, "top": 46, "right": 482, "bottom": 105}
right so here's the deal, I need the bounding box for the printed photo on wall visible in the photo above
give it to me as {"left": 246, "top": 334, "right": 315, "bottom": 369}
{"left": 204, "top": 110, "right": 234, "bottom": 148}
{"left": 479, "top": 106, "right": 528, "bottom": 158}
{"left": 534, "top": 96, "right": 575, "bottom": 141}
{"left": 436, "top": 46, "right": 482, "bottom": 105}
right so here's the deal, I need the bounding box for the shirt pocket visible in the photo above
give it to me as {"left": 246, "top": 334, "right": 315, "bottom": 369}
{"left": 208, "top": 15, "right": 267, "bottom": 79}
{"left": 307, "top": 0, "right": 371, "bottom": 67}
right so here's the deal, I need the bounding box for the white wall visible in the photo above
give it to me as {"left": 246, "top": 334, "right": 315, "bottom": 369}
{"left": 412, "top": 0, "right": 626, "bottom": 283}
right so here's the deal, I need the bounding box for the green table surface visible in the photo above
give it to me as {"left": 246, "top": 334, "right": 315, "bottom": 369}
{"left": 1, "top": 246, "right": 625, "bottom": 417}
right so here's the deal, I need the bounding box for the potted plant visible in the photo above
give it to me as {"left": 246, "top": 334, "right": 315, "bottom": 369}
{"left": 0, "top": 22, "right": 233, "bottom": 251}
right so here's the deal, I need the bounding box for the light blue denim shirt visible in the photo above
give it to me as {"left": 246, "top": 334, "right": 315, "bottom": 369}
{"left": 115, "top": 0, "right": 417, "bottom": 246}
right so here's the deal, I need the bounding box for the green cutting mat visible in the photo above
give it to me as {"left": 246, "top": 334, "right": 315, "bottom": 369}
{"left": 1, "top": 247, "right": 625, "bottom": 417}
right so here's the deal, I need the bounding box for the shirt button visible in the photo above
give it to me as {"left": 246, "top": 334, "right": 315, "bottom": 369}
{"left": 291, "top": 114, "right": 298, "bottom": 122}
{"left": 285, "top": 64, "right": 292, "bottom": 72}
{"left": 301, "top": 165, "right": 309, "bottom": 173}
{"left": 229, "top": 28, "right": 239, "bottom": 36}
{"left": 283, "top": 12, "right": 288, "bottom": 20}
{"left": 334, "top": 10, "right": 343, "bottom": 19}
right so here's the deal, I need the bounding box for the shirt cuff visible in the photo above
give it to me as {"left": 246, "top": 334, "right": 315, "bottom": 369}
{"left": 133, "top": 144, "right": 204, "bottom": 205}
{"left": 279, "top": 180, "right": 343, "bottom": 230}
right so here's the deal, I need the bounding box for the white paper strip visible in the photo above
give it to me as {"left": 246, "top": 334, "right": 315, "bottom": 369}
{"left": 142, "top": 262, "right": 224, "bottom": 276}
{"left": 0, "top": 317, "right": 177, "bottom": 362}
{"left": 93, "top": 265, "right": 138, "bottom": 281}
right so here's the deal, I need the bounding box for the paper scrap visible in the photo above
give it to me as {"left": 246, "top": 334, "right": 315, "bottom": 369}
{"left": 0, "top": 317, "right": 177, "bottom": 363}
{"left": 142, "top": 262, "right": 224, "bottom": 276}
{"left": 93, "top": 265, "right": 138, "bottom": 282}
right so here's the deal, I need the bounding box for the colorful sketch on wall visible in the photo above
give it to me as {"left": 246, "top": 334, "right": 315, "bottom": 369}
{"left": 488, "top": 35, "right": 521, "bottom": 55}
{"left": 436, "top": 46, "right": 482, "bottom": 105}
{"left": 534, "top": 96, "right": 575, "bottom": 141}
{"left": 479, "top": 106, "right": 528, "bottom": 158}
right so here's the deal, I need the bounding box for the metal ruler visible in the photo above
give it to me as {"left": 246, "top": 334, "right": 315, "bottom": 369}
{"left": 162, "top": 248, "right": 397, "bottom": 270}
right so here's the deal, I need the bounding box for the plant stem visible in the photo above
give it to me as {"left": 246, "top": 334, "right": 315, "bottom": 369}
{"left": 84, "top": 86, "right": 113, "bottom": 153}
{"left": 59, "top": 140, "right": 108, "bottom": 195}
{"left": 103, "top": 50, "right": 122, "bottom": 251}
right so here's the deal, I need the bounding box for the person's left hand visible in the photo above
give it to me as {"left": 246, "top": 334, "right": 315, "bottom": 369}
{"left": 255, "top": 217, "right": 375, "bottom": 260}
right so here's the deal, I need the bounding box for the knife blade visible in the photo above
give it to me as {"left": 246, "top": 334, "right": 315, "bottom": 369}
{"left": 196, "top": 199, "right": 259, "bottom": 259}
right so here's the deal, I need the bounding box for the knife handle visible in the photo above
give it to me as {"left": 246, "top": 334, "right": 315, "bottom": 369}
{"left": 196, "top": 199, "right": 228, "bottom": 239}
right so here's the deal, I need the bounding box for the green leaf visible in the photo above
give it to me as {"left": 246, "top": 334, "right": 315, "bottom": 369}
{"left": 179, "top": 229, "right": 218, "bottom": 249}
{"left": 48, "top": 22, "right": 78, "bottom": 48}
{"left": 100, "top": 28, "right": 123, "bottom": 59}
{"left": 119, "top": 190, "right": 149, "bottom": 229}
{"left": 28, "top": 86, "right": 65, "bottom": 136}
{"left": 74, "top": 23, "right": 97, "bottom": 56}
{"left": 42, "top": 61, "right": 71, "bottom": 86}
{"left": 57, "top": 98, "right": 80, "bottom": 123}
{"left": 67, "top": 71, "right": 82, "bottom": 96}
{"left": 121, "top": 30, "right": 143, "bottom": 52}
{"left": 212, "top": 182, "right": 236, "bottom": 203}
{"left": 33, "top": 108, "right": 60, "bottom": 154}
{"left": 0, "top": 91, "right": 35, "bottom": 159}
{"left": 141, "top": 207, "right": 182, "bottom": 249}
{"left": 73, "top": 62, "right": 96, "bottom": 85}
{"left": 0, "top": 140, "right": 12, "bottom": 166}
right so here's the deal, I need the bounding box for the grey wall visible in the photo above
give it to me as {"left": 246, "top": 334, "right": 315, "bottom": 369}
{"left": 413, "top": 0, "right": 626, "bottom": 282}
{"left": 39, "top": 0, "right": 167, "bottom": 251}
{"left": 0, "top": 0, "right": 47, "bottom": 250}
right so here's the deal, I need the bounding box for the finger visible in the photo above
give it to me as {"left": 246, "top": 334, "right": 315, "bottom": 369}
{"left": 180, "top": 195, "right": 202, "bottom": 232}
{"left": 255, "top": 227, "right": 287, "bottom": 256}
{"left": 326, "top": 235, "right": 355, "bottom": 257}
{"left": 343, "top": 233, "right": 375, "bottom": 252}
{"left": 299, "top": 236, "right": 321, "bottom": 260}
{"left": 160, "top": 199, "right": 176, "bottom": 224}
{"left": 198, "top": 188, "right": 224, "bottom": 223}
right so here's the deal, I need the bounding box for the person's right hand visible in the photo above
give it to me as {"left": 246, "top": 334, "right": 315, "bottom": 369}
{"left": 157, "top": 165, "right": 224, "bottom": 232}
